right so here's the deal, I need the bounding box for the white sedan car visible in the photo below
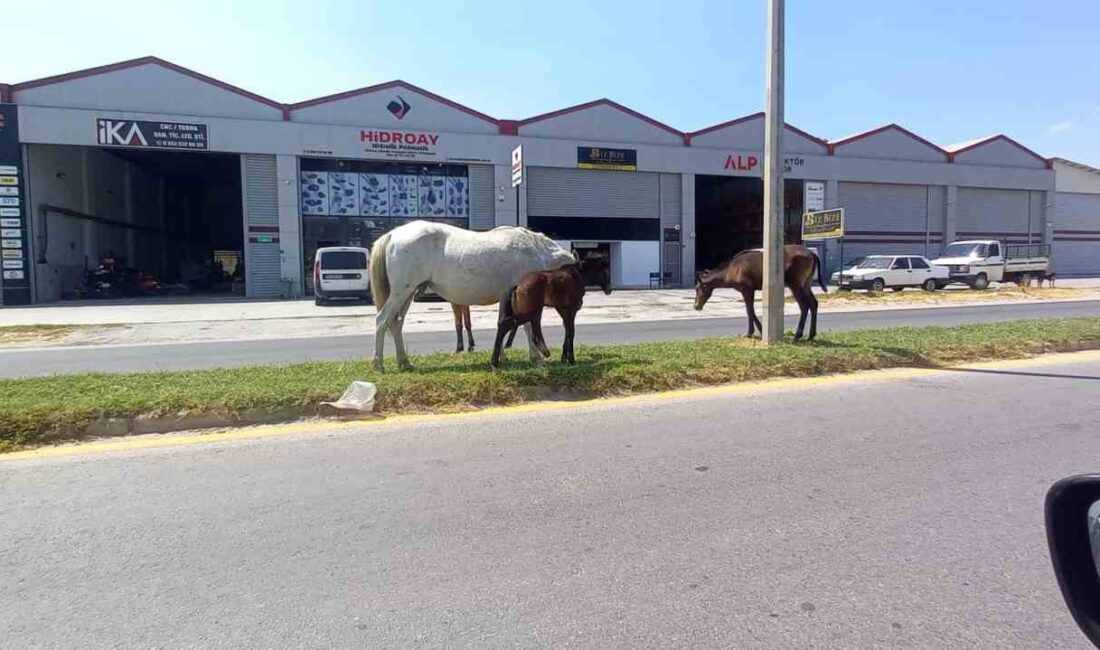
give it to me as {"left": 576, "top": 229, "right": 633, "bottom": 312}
{"left": 833, "top": 255, "right": 950, "bottom": 292}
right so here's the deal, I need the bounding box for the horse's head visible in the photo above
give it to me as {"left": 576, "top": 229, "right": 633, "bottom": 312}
{"left": 580, "top": 255, "right": 612, "bottom": 295}
{"left": 694, "top": 270, "right": 719, "bottom": 310}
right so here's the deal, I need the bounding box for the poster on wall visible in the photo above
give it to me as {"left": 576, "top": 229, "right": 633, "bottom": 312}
{"left": 389, "top": 175, "right": 419, "bottom": 217}
{"left": 359, "top": 173, "right": 390, "bottom": 216}
{"left": 329, "top": 172, "right": 360, "bottom": 216}
{"left": 300, "top": 171, "right": 329, "bottom": 215}
{"left": 446, "top": 176, "right": 469, "bottom": 218}
{"left": 418, "top": 175, "right": 447, "bottom": 217}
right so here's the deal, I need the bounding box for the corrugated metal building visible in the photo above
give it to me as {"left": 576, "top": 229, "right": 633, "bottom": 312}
{"left": 0, "top": 56, "right": 1094, "bottom": 306}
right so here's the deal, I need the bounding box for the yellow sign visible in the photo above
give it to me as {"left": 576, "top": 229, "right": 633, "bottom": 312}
{"left": 0, "top": 176, "right": 18, "bottom": 186}
{"left": 802, "top": 208, "right": 844, "bottom": 240}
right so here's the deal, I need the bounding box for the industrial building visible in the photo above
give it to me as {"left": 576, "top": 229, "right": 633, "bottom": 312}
{"left": 0, "top": 56, "right": 1094, "bottom": 306}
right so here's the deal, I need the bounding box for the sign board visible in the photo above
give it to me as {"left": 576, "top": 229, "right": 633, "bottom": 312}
{"left": 359, "top": 129, "right": 439, "bottom": 160}
{"left": 97, "top": 118, "right": 208, "bottom": 150}
{"left": 577, "top": 146, "right": 637, "bottom": 171}
{"left": 511, "top": 145, "right": 523, "bottom": 187}
{"left": 804, "top": 181, "right": 825, "bottom": 212}
{"left": 802, "top": 208, "right": 844, "bottom": 240}
{"left": 0, "top": 103, "right": 30, "bottom": 303}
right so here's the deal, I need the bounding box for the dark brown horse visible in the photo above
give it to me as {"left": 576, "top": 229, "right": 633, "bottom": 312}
{"left": 492, "top": 255, "right": 612, "bottom": 367}
{"left": 450, "top": 304, "right": 475, "bottom": 352}
{"left": 694, "top": 245, "right": 827, "bottom": 341}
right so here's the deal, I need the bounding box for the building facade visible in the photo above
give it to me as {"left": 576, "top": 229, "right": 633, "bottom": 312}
{"left": 0, "top": 57, "right": 1089, "bottom": 306}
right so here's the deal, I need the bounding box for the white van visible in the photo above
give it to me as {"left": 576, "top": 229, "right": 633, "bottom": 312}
{"left": 312, "top": 247, "right": 371, "bottom": 305}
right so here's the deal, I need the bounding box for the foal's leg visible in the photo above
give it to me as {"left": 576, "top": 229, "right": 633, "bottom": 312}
{"left": 791, "top": 286, "right": 809, "bottom": 341}
{"left": 504, "top": 325, "right": 517, "bottom": 349}
{"left": 559, "top": 307, "right": 577, "bottom": 364}
{"left": 451, "top": 304, "right": 464, "bottom": 353}
{"left": 806, "top": 285, "right": 819, "bottom": 341}
{"left": 463, "top": 306, "right": 475, "bottom": 351}
{"left": 740, "top": 288, "right": 759, "bottom": 338}
{"left": 530, "top": 306, "right": 551, "bottom": 358}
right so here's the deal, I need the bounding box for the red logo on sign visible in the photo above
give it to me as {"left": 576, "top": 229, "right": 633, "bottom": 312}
{"left": 724, "top": 155, "right": 758, "bottom": 171}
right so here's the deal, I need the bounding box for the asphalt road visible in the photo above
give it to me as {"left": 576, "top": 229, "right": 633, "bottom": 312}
{"left": 3, "top": 353, "right": 1100, "bottom": 648}
{"left": 3, "top": 300, "right": 1100, "bottom": 378}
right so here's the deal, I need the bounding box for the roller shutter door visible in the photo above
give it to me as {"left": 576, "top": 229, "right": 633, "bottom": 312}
{"left": 836, "top": 182, "right": 933, "bottom": 259}
{"left": 468, "top": 164, "right": 495, "bottom": 231}
{"left": 956, "top": 187, "right": 1038, "bottom": 243}
{"left": 241, "top": 154, "right": 282, "bottom": 298}
{"left": 528, "top": 167, "right": 659, "bottom": 218}
{"left": 1053, "top": 192, "right": 1100, "bottom": 276}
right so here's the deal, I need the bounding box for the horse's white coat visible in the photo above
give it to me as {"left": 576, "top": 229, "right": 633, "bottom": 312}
{"left": 371, "top": 221, "right": 576, "bottom": 369}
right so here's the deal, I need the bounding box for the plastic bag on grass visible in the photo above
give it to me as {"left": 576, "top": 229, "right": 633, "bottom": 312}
{"left": 320, "top": 381, "right": 376, "bottom": 413}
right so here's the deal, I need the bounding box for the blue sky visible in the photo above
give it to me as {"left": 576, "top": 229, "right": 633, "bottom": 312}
{"left": 7, "top": 0, "right": 1099, "bottom": 165}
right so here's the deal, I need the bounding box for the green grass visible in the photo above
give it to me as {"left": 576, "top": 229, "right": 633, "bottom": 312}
{"left": 3, "top": 317, "right": 1100, "bottom": 452}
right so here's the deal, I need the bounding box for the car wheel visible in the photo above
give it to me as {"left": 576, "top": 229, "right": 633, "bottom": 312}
{"left": 970, "top": 273, "right": 989, "bottom": 290}
{"left": 922, "top": 278, "right": 938, "bottom": 292}
{"left": 869, "top": 278, "right": 886, "bottom": 293}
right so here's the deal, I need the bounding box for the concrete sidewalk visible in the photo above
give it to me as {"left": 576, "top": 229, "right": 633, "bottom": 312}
{"left": 2, "top": 280, "right": 1099, "bottom": 348}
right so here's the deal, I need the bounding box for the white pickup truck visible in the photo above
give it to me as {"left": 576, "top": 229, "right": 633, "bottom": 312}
{"left": 930, "top": 240, "right": 1051, "bottom": 289}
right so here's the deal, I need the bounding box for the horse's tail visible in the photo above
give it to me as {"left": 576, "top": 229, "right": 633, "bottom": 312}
{"left": 369, "top": 232, "right": 392, "bottom": 309}
{"left": 814, "top": 251, "right": 828, "bottom": 294}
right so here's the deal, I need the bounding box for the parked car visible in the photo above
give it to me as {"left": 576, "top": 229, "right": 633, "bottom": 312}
{"left": 828, "top": 257, "right": 866, "bottom": 286}
{"left": 835, "top": 255, "right": 949, "bottom": 292}
{"left": 312, "top": 247, "right": 371, "bottom": 306}
{"left": 930, "top": 240, "right": 1050, "bottom": 290}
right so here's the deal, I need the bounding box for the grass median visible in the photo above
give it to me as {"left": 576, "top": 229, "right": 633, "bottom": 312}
{"left": 2, "top": 316, "right": 1100, "bottom": 452}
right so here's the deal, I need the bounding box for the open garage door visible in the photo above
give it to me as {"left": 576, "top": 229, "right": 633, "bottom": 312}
{"left": 26, "top": 144, "right": 245, "bottom": 302}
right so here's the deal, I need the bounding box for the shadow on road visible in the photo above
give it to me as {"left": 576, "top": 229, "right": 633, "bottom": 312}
{"left": 939, "top": 367, "right": 1100, "bottom": 382}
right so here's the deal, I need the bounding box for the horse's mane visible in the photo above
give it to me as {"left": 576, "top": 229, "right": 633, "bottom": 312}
{"left": 494, "top": 226, "right": 573, "bottom": 261}
{"left": 709, "top": 248, "right": 760, "bottom": 275}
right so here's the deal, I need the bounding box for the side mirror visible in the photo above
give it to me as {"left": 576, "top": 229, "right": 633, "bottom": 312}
{"left": 1046, "top": 474, "right": 1100, "bottom": 648}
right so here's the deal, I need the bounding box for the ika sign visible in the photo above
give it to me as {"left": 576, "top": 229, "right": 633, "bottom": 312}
{"left": 577, "top": 147, "right": 637, "bottom": 171}
{"left": 802, "top": 208, "right": 845, "bottom": 240}
{"left": 511, "top": 145, "right": 523, "bottom": 187}
{"left": 360, "top": 130, "right": 440, "bottom": 159}
{"left": 97, "top": 119, "right": 209, "bottom": 150}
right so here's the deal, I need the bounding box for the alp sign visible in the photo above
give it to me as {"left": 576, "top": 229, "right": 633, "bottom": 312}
{"left": 97, "top": 119, "right": 208, "bottom": 150}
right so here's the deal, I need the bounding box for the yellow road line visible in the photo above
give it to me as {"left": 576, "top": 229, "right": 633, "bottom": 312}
{"left": 5, "top": 349, "right": 1100, "bottom": 463}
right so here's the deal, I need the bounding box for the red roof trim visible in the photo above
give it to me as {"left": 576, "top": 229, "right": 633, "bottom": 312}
{"left": 685, "top": 112, "right": 828, "bottom": 147}
{"left": 515, "top": 98, "right": 684, "bottom": 139}
{"left": 287, "top": 80, "right": 498, "bottom": 124}
{"left": 828, "top": 123, "right": 949, "bottom": 160}
{"left": 0, "top": 84, "right": 11, "bottom": 103}
{"left": 947, "top": 134, "right": 1052, "bottom": 169}
{"left": 11, "top": 56, "right": 285, "bottom": 111}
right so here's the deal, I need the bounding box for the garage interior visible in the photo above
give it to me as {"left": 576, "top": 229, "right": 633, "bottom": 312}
{"left": 27, "top": 145, "right": 244, "bottom": 301}
{"left": 694, "top": 176, "right": 804, "bottom": 272}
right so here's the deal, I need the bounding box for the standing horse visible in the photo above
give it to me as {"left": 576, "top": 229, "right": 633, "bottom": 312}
{"left": 369, "top": 221, "right": 575, "bottom": 370}
{"left": 451, "top": 304, "right": 475, "bottom": 352}
{"left": 694, "top": 245, "right": 827, "bottom": 341}
{"left": 491, "top": 254, "right": 611, "bottom": 367}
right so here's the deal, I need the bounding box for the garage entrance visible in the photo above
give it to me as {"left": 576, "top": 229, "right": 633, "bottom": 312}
{"left": 694, "top": 176, "right": 804, "bottom": 272}
{"left": 27, "top": 145, "right": 244, "bottom": 301}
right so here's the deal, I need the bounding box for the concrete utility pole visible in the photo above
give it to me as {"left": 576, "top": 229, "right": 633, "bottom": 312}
{"left": 761, "top": 0, "right": 786, "bottom": 343}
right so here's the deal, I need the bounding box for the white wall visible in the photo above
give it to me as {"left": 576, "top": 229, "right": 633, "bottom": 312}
{"left": 289, "top": 86, "right": 497, "bottom": 134}
{"left": 953, "top": 138, "right": 1047, "bottom": 169}
{"left": 519, "top": 103, "right": 683, "bottom": 146}
{"left": 15, "top": 63, "right": 283, "bottom": 121}
{"left": 616, "top": 241, "right": 660, "bottom": 287}
{"left": 1054, "top": 161, "right": 1100, "bottom": 194}
{"left": 833, "top": 129, "right": 947, "bottom": 163}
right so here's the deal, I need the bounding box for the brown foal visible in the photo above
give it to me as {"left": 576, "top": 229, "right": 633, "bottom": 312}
{"left": 694, "top": 245, "right": 827, "bottom": 341}
{"left": 491, "top": 255, "right": 611, "bottom": 367}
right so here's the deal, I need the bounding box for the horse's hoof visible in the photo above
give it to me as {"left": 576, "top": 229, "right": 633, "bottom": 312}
{"left": 398, "top": 361, "right": 414, "bottom": 371}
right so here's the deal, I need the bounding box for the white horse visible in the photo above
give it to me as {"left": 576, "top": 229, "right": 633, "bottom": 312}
{"left": 369, "top": 221, "right": 576, "bottom": 371}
